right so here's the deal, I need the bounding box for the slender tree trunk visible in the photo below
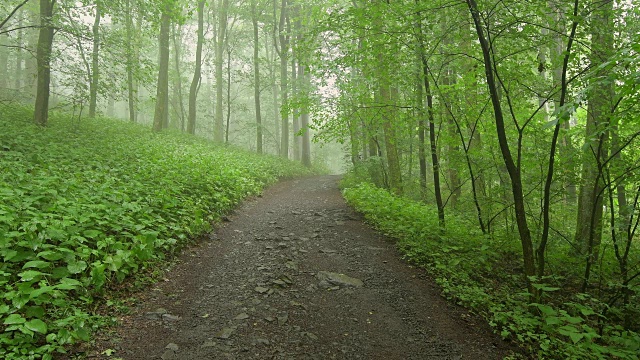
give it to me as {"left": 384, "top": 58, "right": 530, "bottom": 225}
{"left": 276, "top": 0, "right": 290, "bottom": 158}
{"left": 251, "top": 0, "right": 263, "bottom": 152}
{"left": 414, "top": 9, "right": 428, "bottom": 200}
{"left": 214, "top": 0, "right": 230, "bottom": 142}
{"left": 423, "top": 61, "right": 445, "bottom": 228}
{"left": 25, "top": 10, "right": 38, "bottom": 98}
{"left": 153, "top": 5, "right": 171, "bottom": 132}
{"left": 34, "top": 0, "right": 56, "bottom": 126}
{"left": 299, "top": 64, "right": 311, "bottom": 167}
{"left": 0, "top": 33, "right": 7, "bottom": 90}
{"left": 466, "top": 0, "right": 536, "bottom": 294}
{"left": 15, "top": 17, "right": 23, "bottom": 90}
{"left": 88, "top": 1, "right": 101, "bottom": 118}
{"left": 291, "top": 57, "right": 300, "bottom": 161}
{"left": 579, "top": 0, "right": 614, "bottom": 290}
{"left": 187, "top": 0, "right": 204, "bottom": 134}
{"left": 125, "top": 0, "right": 137, "bottom": 122}
{"left": 225, "top": 47, "right": 231, "bottom": 143}
{"left": 537, "top": 0, "right": 580, "bottom": 278}
{"left": 171, "top": 24, "right": 186, "bottom": 130}
{"left": 550, "top": 1, "right": 576, "bottom": 203}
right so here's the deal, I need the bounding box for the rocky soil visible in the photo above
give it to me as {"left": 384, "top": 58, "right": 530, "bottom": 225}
{"left": 88, "top": 176, "right": 513, "bottom": 359}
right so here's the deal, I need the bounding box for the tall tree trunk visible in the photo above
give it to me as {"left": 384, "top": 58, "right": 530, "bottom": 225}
{"left": 125, "top": 0, "right": 137, "bottom": 122}
{"left": 276, "top": 0, "right": 290, "bottom": 158}
{"left": 373, "top": 1, "right": 401, "bottom": 194}
{"left": 0, "top": 33, "right": 7, "bottom": 90}
{"left": 25, "top": 10, "right": 39, "bottom": 98}
{"left": 153, "top": 5, "right": 171, "bottom": 132}
{"left": 423, "top": 61, "right": 445, "bottom": 228}
{"left": 299, "top": 64, "right": 311, "bottom": 167}
{"left": 414, "top": 9, "right": 427, "bottom": 200}
{"left": 88, "top": 1, "right": 101, "bottom": 118}
{"left": 225, "top": 47, "right": 231, "bottom": 143}
{"left": 443, "top": 66, "right": 461, "bottom": 208}
{"left": 292, "top": 57, "right": 300, "bottom": 161}
{"left": 187, "top": 0, "right": 204, "bottom": 134}
{"left": 579, "top": 0, "right": 614, "bottom": 290}
{"left": 214, "top": 0, "right": 230, "bottom": 142}
{"left": 171, "top": 24, "right": 186, "bottom": 130}
{"left": 251, "top": 0, "right": 263, "bottom": 153}
{"left": 466, "top": 0, "right": 536, "bottom": 295}
{"left": 34, "top": 0, "right": 56, "bottom": 126}
{"left": 550, "top": 1, "right": 577, "bottom": 203}
{"left": 538, "top": 0, "right": 580, "bottom": 278}
{"left": 15, "top": 17, "right": 23, "bottom": 90}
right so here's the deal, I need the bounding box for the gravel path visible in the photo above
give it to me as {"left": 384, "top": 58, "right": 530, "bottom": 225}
{"left": 89, "top": 176, "right": 512, "bottom": 359}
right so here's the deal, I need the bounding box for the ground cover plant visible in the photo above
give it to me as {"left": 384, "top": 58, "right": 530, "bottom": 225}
{"left": 342, "top": 178, "right": 640, "bottom": 360}
{"left": 0, "top": 104, "right": 311, "bottom": 359}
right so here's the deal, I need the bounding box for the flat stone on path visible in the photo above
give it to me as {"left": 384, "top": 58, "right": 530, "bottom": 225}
{"left": 317, "top": 271, "right": 364, "bottom": 288}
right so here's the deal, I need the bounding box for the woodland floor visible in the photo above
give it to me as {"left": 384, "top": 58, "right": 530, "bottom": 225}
{"left": 84, "top": 176, "right": 514, "bottom": 360}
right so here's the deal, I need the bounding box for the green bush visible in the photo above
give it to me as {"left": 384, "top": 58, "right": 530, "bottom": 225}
{"left": 0, "top": 105, "right": 310, "bottom": 359}
{"left": 342, "top": 181, "right": 640, "bottom": 360}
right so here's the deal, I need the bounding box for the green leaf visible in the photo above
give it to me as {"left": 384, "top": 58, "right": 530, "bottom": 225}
{"left": 24, "top": 319, "right": 47, "bottom": 334}
{"left": 37, "top": 250, "right": 64, "bottom": 261}
{"left": 3, "top": 313, "right": 26, "bottom": 325}
{"left": 83, "top": 229, "right": 103, "bottom": 238}
{"left": 18, "top": 270, "right": 44, "bottom": 281}
{"left": 22, "top": 260, "right": 51, "bottom": 269}
{"left": 568, "top": 332, "right": 584, "bottom": 344}
{"left": 67, "top": 260, "right": 88, "bottom": 274}
{"left": 57, "top": 277, "right": 82, "bottom": 290}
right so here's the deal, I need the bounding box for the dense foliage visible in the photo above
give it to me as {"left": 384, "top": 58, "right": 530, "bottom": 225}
{"left": 343, "top": 179, "right": 640, "bottom": 359}
{"left": 0, "top": 104, "right": 310, "bottom": 359}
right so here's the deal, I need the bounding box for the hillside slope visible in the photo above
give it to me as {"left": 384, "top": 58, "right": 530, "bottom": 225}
{"left": 0, "top": 106, "right": 310, "bottom": 359}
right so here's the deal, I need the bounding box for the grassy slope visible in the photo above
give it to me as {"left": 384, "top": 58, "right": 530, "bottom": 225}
{"left": 0, "top": 105, "right": 311, "bottom": 359}
{"left": 342, "top": 180, "right": 639, "bottom": 360}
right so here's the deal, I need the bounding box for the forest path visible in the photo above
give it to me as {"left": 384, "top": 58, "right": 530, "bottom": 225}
{"left": 90, "top": 176, "right": 511, "bottom": 359}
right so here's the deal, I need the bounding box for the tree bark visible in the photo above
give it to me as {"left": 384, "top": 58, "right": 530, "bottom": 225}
{"left": 579, "top": 0, "right": 614, "bottom": 290}
{"left": 299, "top": 64, "right": 311, "bottom": 167}
{"left": 15, "top": 17, "right": 23, "bottom": 90}
{"left": 34, "top": 0, "right": 56, "bottom": 126}
{"left": 423, "top": 61, "right": 445, "bottom": 228}
{"left": 250, "top": 0, "right": 263, "bottom": 153}
{"left": 171, "top": 24, "right": 186, "bottom": 130}
{"left": 214, "top": 0, "right": 230, "bottom": 142}
{"left": 466, "top": 0, "right": 536, "bottom": 294}
{"left": 187, "top": 0, "right": 205, "bottom": 134}
{"left": 153, "top": 5, "right": 171, "bottom": 132}
{"left": 125, "top": 0, "right": 137, "bottom": 122}
{"left": 0, "top": 33, "right": 7, "bottom": 90}
{"left": 88, "top": 1, "right": 101, "bottom": 118}
{"left": 276, "top": 0, "right": 290, "bottom": 158}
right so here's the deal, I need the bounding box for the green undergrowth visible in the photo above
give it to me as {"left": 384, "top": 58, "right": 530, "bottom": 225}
{"left": 342, "top": 181, "right": 639, "bottom": 360}
{"left": 0, "top": 105, "right": 311, "bottom": 359}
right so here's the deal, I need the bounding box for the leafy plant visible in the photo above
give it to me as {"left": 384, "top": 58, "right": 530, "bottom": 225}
{"left": 0, "top": 104, "right": 311, "bottom": 358}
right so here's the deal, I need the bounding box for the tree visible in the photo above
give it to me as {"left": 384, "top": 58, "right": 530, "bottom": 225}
{"left": 153, "top": 0, "right": 172, "bottom": 132}
{"left": 88, "top": 0, "right": 101, "bottom": 117}
{"left": 577, "top": 0, "right": 615, "bottom": 290}
{"left": 250, "top": 0, "right": 263, "bottom": 152}
{"left": 34, "top": 0, "right": 56, "bottom": 126}
{"left": 465, "top": 0, "right": 536, "bottom": 294}
{"left": 275, "top": 0, "right": 290, "bottom": 158}
{"left": 214, "top": 0, "right": 230, "bottom": 142}
{"left": 187, "top": 0, "right": 204, "bottom": 134}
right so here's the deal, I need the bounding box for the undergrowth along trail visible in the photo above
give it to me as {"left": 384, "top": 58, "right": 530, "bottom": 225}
{"left": 0, "top": 105, "right": 311, "bottom": 359}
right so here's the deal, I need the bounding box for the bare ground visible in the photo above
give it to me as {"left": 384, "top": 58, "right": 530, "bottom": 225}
{"left": 86, "top": 175, "right": 514, "bottom": 360}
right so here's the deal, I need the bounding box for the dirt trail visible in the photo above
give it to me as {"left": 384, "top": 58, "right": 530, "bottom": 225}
{"left": 90, "top": 176, "right": 512, "bottom": 359}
